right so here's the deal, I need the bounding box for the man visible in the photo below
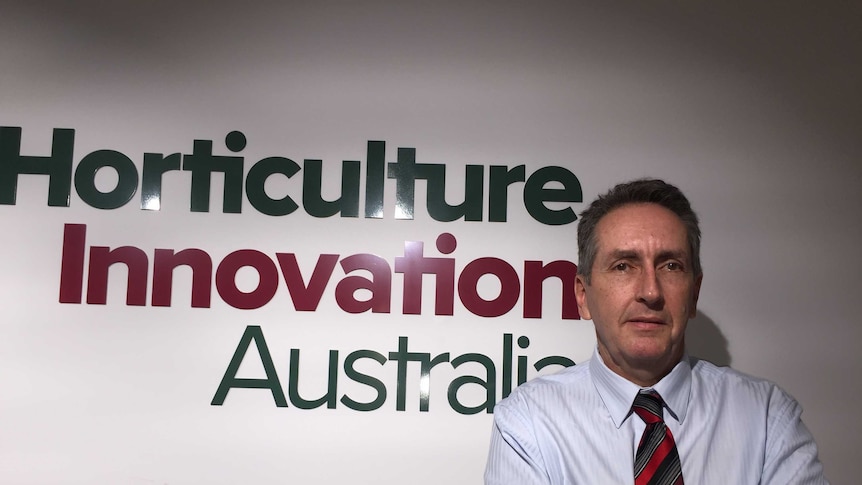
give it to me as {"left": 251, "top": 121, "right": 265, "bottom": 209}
{"left": 484, "top": 179, "right": 827, "bottom": 484}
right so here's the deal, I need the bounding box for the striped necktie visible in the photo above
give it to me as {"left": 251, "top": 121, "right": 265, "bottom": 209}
{"left": 632, "top": 390, "right": 684, "bottom": 485}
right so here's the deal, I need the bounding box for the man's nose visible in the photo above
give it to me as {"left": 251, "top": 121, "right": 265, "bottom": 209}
{"left": 635, "top": 268, "right": 663, "bottom": 306}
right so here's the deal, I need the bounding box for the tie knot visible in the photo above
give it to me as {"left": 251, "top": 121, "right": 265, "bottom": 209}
{"left": 632, "top": 390, "right": 665, "bottom": 424}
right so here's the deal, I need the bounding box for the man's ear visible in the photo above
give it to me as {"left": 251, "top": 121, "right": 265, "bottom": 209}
{"left": 575, "top": 274, "right": 592, "bottom": 320}
{"left": 688, "top": 273, "right": 703, "bottom": 318}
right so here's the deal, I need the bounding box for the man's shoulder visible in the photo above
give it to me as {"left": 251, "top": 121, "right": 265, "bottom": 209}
{"left": 495, "top": 362, "right": 594, "bottom": 413}
{"left": 691, "top": 357, "right": 774, "bottom": 386}
{"left": 689, "top": 357, "right": 796, "bottom": 407}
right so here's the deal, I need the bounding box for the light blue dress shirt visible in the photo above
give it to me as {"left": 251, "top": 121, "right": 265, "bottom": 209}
{"left": 485, "top": 350, "right": 828, "bottom": 484}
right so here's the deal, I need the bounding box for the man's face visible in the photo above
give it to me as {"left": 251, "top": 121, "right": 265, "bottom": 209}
{"left": 575, "top": 203, "right": 702, "bottom": 386}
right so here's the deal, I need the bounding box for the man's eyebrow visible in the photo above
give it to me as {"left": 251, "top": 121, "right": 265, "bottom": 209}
{"left": 607, "top": 249, "right": 639, "bottom": 260}
{"left": 605, "top": 249, "right": 689, "bottom": 261}
{"left": 656, "top": 249, "right": 689, "bottom": 261}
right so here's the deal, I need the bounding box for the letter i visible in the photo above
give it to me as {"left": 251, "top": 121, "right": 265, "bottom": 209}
{"left": 502, "top": 333, "right": 513, "bottom": 398}
{"left": 59, "top": 223, "right": 86, "bottom": 303}
{"left": 516, "top": 336, "right": 530, "bottom": 385}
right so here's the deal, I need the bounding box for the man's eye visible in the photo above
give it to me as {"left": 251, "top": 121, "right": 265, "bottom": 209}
{"left": 614, "top": 263, "right": 629, "bottom": 271}
{"left": 665, "top": 262, "right": 683, "bottom": 271}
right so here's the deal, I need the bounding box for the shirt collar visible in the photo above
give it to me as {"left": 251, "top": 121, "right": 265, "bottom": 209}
{"left": 589, "top": 348, "right": 692, "bottom": 428}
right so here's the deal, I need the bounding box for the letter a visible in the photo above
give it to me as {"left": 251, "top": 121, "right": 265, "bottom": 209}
{"left": 211, "top": 325, "right": 288, "bottom": 407}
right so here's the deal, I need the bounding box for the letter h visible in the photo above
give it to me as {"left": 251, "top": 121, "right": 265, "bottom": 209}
{"left": 0, "top": 126, "right": 75, "bottom": 206}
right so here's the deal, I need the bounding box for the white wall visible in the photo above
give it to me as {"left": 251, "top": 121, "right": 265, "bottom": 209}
{"left": 1, "top": 1, "right": 859, "bottom": 483}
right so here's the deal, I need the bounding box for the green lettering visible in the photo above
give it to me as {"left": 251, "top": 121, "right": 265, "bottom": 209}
{"left": 387, "top": 336, "right": 429, "bottom": 411}
{"left": 448, "top": 352, "right": 496, "bottom": 414}
{"left": 423, "top": 164, "right": 484, "bottom": 222}
{"left": 488, "top": 165, "right": 526, "bottom": 222}
{"left": 364, "top": 141, "right": 385, "bottom": 218}
{"left": 0, "top": 126, "right": 74, "bottom": 207}
{"left": 183, "top": 135, "right": 244, "bottom": 213}
{"left": 140, "top": 152, "right": 181, "bottom": 210}
{"left": 534, "top": 355, "right": 576, "bottom": 372}
{"left": 211, "top": 325, "right": 287, "bottom": 407}
{"left": 387, "top": 147, "right": 417, "bottom": 219}
{"left": 288, "top": 349, "right": 339, "bottom": 409}
{"left": 340, "top": 350, "right": 388, "bottom": 411}
{"left": 302, "top": 159, "right": 360, "bottom": 217}
{"left": 419, "top": 352, "right": 451, "bottom": 412}
{"left": 245, "top": 156, "right": 300, "bottom": 216}
{"left": 523, "top": 166, "right": 582, "bottom": 225}
{"left": 74, "top": 149, "right": 138, "bottom": 209}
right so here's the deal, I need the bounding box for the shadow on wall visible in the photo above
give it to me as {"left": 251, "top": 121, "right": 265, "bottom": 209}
{"left": 686, "top": 311, "right": 731, "bottom": 367}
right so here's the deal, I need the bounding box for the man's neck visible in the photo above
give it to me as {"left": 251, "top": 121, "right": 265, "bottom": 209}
{"left": 596, "top": 347, "right": 682, "bottom": 387}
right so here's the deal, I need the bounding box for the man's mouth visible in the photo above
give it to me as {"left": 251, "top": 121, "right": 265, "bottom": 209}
{"left": 626, "top": 316, "right": 667, "bottom": 327}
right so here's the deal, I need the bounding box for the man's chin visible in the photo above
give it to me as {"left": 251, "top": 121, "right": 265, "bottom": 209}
{"left": 623, "top": 341, "right": 681, "bottom": 367}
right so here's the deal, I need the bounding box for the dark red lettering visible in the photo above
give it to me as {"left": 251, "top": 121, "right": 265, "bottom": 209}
{"left": 215, "top": 250, "right": 278, "bottom": 309}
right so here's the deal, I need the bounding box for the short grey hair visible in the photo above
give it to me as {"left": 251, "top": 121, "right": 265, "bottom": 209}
{"left": 577, "top": 178, "right": 702, "bottom": 284}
